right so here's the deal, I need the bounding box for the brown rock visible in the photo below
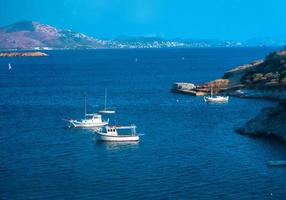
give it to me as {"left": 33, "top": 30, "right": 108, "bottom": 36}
{"left": 252, "top": 73, "right": 264, "bottom": 82}
{"left": 281, "top": 77, "right": 286, "bottom": 85}
{"left": 0, "top": 51, "right": 48, "bottom": 57}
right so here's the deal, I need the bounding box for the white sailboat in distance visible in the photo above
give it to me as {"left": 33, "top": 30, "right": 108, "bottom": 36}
{"left": 8, "top": 63, "right": 12, "bottom": 70}
{"left": 99, "top": 88, "right": 116, "bottom": 114}
{"left": 204, "top": 86, "right": 229, "bottom": 103}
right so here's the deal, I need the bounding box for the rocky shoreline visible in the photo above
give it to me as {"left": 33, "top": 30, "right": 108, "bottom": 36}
{"left": 173, "top": 50, "right": 286, "bottom": 143}
{"left": 0, "top": 51, "right": 48, "bottom": 57}
{"left": 236, "top": 102, "right": 286, "bottom": 142}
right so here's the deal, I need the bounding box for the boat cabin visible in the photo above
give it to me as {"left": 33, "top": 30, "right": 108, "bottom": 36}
{"left": 101, "top": 125, "right": 137, "bottom": 136}
{"left": 85, "top": 113, "right": 102, "bottom": 120}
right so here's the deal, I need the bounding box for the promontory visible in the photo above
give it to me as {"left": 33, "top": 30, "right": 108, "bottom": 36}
{"left": 172, "top": 49, "right": 286, "bottom": 142}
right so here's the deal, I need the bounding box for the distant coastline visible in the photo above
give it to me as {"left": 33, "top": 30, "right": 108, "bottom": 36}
{"left": 1, "top": 21, "right": 285, "bottom": 50}
{"left": 0, "top": 51, "right": 48, "bottom": 57}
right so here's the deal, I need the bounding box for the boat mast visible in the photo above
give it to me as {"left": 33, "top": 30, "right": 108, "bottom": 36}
{"left": 84, "top": 95, "right": 87, "bottom": 118}
{"left": 211, "top": 85, "right": 213, "bottom": 97}
{"left": 104, "top": 88, "right": 107, "bottom": 111}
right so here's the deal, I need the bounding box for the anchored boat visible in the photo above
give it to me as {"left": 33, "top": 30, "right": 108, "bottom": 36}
{"left": 99, "top": 88, "right": 116, "bottom": 114}
{"left": 69, "top": 113, "right": 108, "bottom": 128}
{"left": 95, "top": 125, "right": 139, "bottom": 142}
{"left": 204, "top": 86, "right": 229, "bottom": 103}
{"left": 68, "top": 96, "right": 108, "bottom": 128}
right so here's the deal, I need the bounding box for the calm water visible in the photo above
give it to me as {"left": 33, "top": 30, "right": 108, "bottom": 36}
{"left": 1, "top": 48, "right": 286, "bottom": 200}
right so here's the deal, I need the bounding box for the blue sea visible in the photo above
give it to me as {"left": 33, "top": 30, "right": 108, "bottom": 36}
{"left": 1, "top": 48, "right": 286, "bottom": 200}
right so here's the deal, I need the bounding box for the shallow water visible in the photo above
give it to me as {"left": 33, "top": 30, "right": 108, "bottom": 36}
{"left": 0, "top": 48, "right": 286, "bottom": 199}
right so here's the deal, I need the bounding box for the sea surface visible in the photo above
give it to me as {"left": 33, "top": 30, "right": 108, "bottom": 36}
{"left": 1, "top": 48, "right": 286, "bottom": 200}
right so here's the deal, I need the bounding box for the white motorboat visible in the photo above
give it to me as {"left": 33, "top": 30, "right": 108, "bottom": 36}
{"left": 99, "top": 88, "right": 116, "bottom": 114}
{"left": 69, "top": 113, "right": 108, "bottom": 128}
{"left": 68, "top": 96, "right": 108, "bottom": 128}
{"left": 95, "top": 125, "right": 139, "bottom": 142}
{"left": 204, "top": 87, "right": 229, "bottom": 103}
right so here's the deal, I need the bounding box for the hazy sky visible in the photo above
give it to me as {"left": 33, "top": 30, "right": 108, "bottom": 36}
{"left": 1, "top": 0, "right": 286, "bottom": 40}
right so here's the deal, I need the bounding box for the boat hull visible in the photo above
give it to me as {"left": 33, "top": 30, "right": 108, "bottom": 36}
{"left": 96, "top": 133, "right": 139, "bottom": 142}
{"left": 99, "top": 110, "right": 115, "bottom": 114}
{"left": 69, "top": 121, "right": 108, "bottom": 128}
{"left": 204, "top": 96, "right": 229, "bottom": 103}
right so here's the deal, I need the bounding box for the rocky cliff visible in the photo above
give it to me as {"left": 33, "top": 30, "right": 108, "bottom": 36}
{"left": 222, "top": 50, "right": 286, "bottom": 99}
{"left": 236, "top": 102, "right": 286, "bottom": 142}
{"left": 227, "top": 51, "right": 286, "bottom": 142}
{"left": 173, "top": 50, "right": 286, "bottom": 100}
{"left": 173, "top": 49, "right": 286, "bottom": 142}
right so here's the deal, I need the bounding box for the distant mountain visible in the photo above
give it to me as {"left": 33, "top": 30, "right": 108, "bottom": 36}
{"left": 0, "top": 21, "right": 285, "bottom": 50}
{"left": 0, "top": 21, "right": 109, "bottom": 50}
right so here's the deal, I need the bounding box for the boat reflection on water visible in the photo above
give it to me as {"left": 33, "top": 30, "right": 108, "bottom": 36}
{"left": 95, "top": 140, "right": 139, "bottom": 151}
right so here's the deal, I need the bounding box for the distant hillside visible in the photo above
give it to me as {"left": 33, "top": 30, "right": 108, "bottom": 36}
{"left": 1, "top": 21, "right": 285, "bottom": 50}
{"left": 0, "top": 21, "right": 108, "bottom": 50}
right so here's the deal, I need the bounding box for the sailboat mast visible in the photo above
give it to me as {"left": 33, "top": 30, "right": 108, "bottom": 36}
{"left": 211, "top": 86, "right": 213, "bottom": 97}
{"left": 84, "top": 95, "right": 87, "bottom": 117}
{"left": 104, "top": 88, "right": 107, "bottom": 110}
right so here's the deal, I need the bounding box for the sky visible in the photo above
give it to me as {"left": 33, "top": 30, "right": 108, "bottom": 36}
{"left": 0, "top": 0, "right": 286, "bottom": 40}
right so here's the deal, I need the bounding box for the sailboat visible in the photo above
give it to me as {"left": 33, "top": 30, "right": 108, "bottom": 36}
{"left": 204, "top": 86, "right": 229, "bottom": 103}
{"left": 68, "top": 96, "right": 108, "bottom": 128}
{"left": 99, "top": 88, "right": 116, "bottom": 114}
{"left": 8, "top": 63, "right": 12, "bottom": 70}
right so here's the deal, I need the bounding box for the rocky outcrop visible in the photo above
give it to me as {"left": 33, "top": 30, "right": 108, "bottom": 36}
{"left": 236, "top": 101, "right": 286, "bottom": 142}
{"left": 172, "top": 82, "right": 197, "bottom": 95}
{"left": 0, "top": 52, "right": 48, "bottom": 57}
{"left": 173, "top": 79, "right": 230, "bottom": 96}
{"left": 172, "top": 50, "right": 286, "bottom": 99}
{"left": 172, "top": 49, "right": 286, "bottom": 143}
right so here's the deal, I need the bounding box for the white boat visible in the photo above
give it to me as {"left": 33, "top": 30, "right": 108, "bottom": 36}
{"left": 8, "top": 63, "right": 12, "bottom": 70}
{"left": 95, "top": 125, "right": 139, "bottom": 142}
{"left": 99, "top": 88, "right": 116, "bottom": 114}
{"left": 69, "top": 113, "right": 108, "bottom": 128}
{"left": 68, "top": 96, "right": 108, "bottom": 128}
{"left": 204, "top": 87, "right": 229, "bottom": 103}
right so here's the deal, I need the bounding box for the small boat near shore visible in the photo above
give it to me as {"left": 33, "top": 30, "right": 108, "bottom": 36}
{"left": 95, "top": 125, "right": 139, "bottom": 142}
{"left": 204, "top": 95, "right": 229, "bottom": 103}
{"left": 204, "top": 87, "right": 229, "bottom": 103}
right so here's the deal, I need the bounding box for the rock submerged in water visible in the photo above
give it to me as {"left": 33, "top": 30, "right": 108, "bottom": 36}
{"left": 0, "top": 51, "right": 48, "bottom": 57}
{"left": 236, "top": 101, "right": 286, "bottom": 142}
